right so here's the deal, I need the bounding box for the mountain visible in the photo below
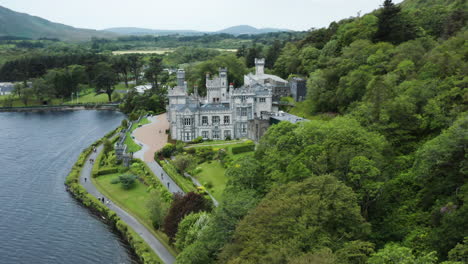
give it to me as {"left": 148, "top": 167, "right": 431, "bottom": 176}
{"left": 103, "top": 27, "right": 202, "bottom": 36}
{"left": 0, "top": 5, "right": 116, "bottom": 42}
{"left": 216, "top": 25, "right": 290, "bottom": 35}
{"left": 104, "top": 25, "right": 292, "bottom": 36}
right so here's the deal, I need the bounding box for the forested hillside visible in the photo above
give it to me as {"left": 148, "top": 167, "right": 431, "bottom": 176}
{"left": 0, "top": 6, "right": 116, "bottom": 41}
{"left": 174, "top": 0, "right": 468, "bottom": 263}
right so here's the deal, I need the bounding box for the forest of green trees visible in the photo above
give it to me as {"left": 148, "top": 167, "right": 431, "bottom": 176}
{"left": 0, "top": 0, "right": 466, "bottom": 262}
{"left": 169, "top": 0, "right": 467, "bottom": 263}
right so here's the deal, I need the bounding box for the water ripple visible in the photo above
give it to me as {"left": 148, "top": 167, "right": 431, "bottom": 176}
{"left": 0, "top": 111, "right": 138, "bottom": 264}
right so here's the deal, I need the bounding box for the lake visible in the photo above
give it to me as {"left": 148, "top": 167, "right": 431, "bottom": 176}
{"left": 0, "top": 110, "right": 138, "bottom": 264}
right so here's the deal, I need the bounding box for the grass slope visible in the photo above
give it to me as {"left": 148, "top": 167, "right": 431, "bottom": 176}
{"left": 93, "top": 173, "right": 177, "bottom": 256}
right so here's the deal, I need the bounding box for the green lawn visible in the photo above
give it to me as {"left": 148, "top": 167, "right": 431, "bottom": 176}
{"left": 125, "top": 117, "right": 150, "bottom": 153}
{"left": 194, "top": 161, "right": 227, "bottom": 202}
{"left": 188, "top": 139, "right": 245, "bottom": 146}
{"left": 93, "top": 173, "right": 177, "bottom": 256}
{"left": 193, "top": 151, "right": 254, "bottom": 202}
{"left": 0, "top": 95, "right": 62, "bottom": 107}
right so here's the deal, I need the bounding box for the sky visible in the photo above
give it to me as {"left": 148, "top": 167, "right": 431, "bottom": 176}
{"left": 0, "top": 0, "right": 404, "bottom": 31}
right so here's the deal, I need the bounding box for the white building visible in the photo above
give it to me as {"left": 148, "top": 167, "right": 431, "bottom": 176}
{"left": 135, "top": 84, "right": 152, "bottom": 94}
{"left": 0, "top": 82, "right": 14, "bottom": 95}
{"left": 167, "top": 59, "right": 278, "bottom": 142}
{"left": 244, "top": 58, "right": 290, "bottom": 101}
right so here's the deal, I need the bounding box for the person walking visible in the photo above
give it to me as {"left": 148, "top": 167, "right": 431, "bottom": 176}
{"left": 84, "top": 178, "right": 87, "bottom": 182}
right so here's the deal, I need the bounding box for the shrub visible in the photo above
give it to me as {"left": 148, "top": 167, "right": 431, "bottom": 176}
{"left": 119, "top": 174, "right": 137, "bottom": 190}
{"left": 128, "top": 112, "right": 139, "bottom": 121}
{"left": 186, "top": 148, "right": 196, "bottom": 154}
{"left": 98, "top": 167, "right": 119, "bottom": 176}
{"left": 191, "top": 136, "right": 204, "bottom": 144}
{"left": 175, "top": 141, "right": 185, "bottom": 153}
{"left": 121, "top": 119, "right": 128, "bottom": 128}
{"left": 160, "top": 143, "right": 176, "bottom": 158}
{"left": 204, "top": 181, "right": 213, "bottom": 189}
{"left": 103, "top": 139, "right": 113, "bottom": 154}
{"left": 231, "top": 143, "right": 255, "bottom": 154}
{"left": 195, "top": 147, "right": 214, "bottom": 161}
{"left": 173, "top": 154, "right": 195, "bottom": 173}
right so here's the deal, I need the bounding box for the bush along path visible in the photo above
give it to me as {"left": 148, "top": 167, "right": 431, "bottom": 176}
{"left": 80, "top": 145, "right": 176, "bottom": 264}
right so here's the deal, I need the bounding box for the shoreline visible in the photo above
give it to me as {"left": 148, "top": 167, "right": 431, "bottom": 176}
{"left": 64, "top": 128, "right": 170, "bottom": 264}
{"left": 0, "top": 104, "right": 119, "bottom": 112}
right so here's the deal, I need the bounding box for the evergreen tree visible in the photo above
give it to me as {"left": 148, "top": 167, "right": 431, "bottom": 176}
{"left": 374, "top": 0, "right": 418, "bottom": 44}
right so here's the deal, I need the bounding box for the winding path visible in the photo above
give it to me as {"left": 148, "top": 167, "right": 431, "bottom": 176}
{"left": 79, "top": 145, "right": 176, "bottom": 264}
{"left": 133, "top": 114, "right": 184, "bottom": 195}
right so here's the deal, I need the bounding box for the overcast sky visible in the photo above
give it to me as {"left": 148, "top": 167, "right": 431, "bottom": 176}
{"left": 0, "top": 0, "right": 404, "bottom": 31}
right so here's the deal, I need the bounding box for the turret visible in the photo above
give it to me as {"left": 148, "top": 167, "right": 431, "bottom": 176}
{"left": 177, "top": 69, "right": 185, "bottom": 87}
{"left": 255, "top": 58, "right": 265, "bottom": 75}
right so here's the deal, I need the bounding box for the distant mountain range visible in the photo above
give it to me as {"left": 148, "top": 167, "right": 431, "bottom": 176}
{"left": 105, "top": 25, "right": 292, "bottom": 36}
{"left": 0, "top": 6, "right": 116, "bottom": 42}
{"left": 0, "top": 4, "right": 292, "bottom": 42}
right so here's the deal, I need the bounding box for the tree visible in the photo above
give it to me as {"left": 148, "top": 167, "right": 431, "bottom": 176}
{"left": 163, "top": 192, "right": 211, "bottom": 243}
{"left": 373, "top": 0, "right": 418, "bottom": 44}
{"left": 20, "top": 87, "right": 34, "bottom": 106}
{"left": 93, "top": 62, "right": 118, "bottom": 102}
{"left": 112, "top": 55, "right": 130, "bottom": 87}
{"left": 144, "top": 56, "right": 164, "bottom": 94}
{"left": 175, "top": 212, "right": 211, "bottom": 250}
{"left": 146, "top": 189, "right": 169, "bottom": 229}
{"left": 265, "top": 40, "right": 283, "bottom": 69}
{"left": 368, "top": 243, "right": 437, "bottom": 264}
{"left": 127, "top": 54, "right": 143, "bottom": 85}
{"left": 219, "top": 175, "right": 371, "bottom": 264}
{"left": 173, "top": 154, "right": 194, "bottom": 173}
{"left": 245, "top": 43, "right": 263, "bottom": 68}
{"left": 176, "top": 187, "right": 260, "bottom": 264}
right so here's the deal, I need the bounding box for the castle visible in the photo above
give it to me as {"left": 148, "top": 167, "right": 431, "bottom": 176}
{"left": 167, "top": 59, "right": 290, "bottom": 142}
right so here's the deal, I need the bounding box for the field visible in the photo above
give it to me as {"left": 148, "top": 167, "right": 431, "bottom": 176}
{"left": 112, "top": 49, "right": 175, "bottom": 55}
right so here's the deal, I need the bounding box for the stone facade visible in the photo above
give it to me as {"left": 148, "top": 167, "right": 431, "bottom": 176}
{"left": 167, "top": 59, "right": 278, "bottom": 142}
{"left": 290, "top": 77, "right": 307, "bottom": 102}
{"left": 244, "top": 58, "right": 290, "bottom": 101}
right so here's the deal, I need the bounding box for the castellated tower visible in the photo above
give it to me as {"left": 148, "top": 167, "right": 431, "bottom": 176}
{"left": 255, "top": 58, "right": 265, "bottom": 75}
{"left": 206, "top": 68, "right": 229, "bottom": 104}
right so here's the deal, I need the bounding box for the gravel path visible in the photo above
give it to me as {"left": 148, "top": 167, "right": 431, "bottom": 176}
{"left": 133, "top": 114, "right": 184, "bottom": 195}
{"left": 79, "top": 145, "right": 176, "bottom": 264}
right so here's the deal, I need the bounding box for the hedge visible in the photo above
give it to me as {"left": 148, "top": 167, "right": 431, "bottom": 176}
{"left": 132, "top": 159, "right": 173, "bottom": 202}
{"left": 231, "top": 143, "right": 255, "bottom": 154}
{"left": 97, "top": 167, "right": 119, "bottom": 176}
{"left": 162, "top": 161, "right": 197, "bottom": 193}
{"left": 65, "top": 127, "right": 163, "bottom": 264}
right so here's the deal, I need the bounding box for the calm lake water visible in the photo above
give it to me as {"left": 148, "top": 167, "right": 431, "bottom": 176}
{"left": 0, "top": 110, "right": 138, "bottom": 264}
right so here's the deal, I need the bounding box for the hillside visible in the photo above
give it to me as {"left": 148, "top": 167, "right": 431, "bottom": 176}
{"left": 0, "top": 6, "right": 116, "bottom": 42}
{"left": 216, "top": 25, "right": 290, "bottom": 35}
{"left": 104, "top": 25, "right": 291, "bottom": 36}
{"left": 103, "top": 27, "right": 202, "bottom": 36}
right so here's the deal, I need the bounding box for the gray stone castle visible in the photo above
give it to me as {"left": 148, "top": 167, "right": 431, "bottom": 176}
{"left": 167, "top": 59, "right": 289, "bottom": 142}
